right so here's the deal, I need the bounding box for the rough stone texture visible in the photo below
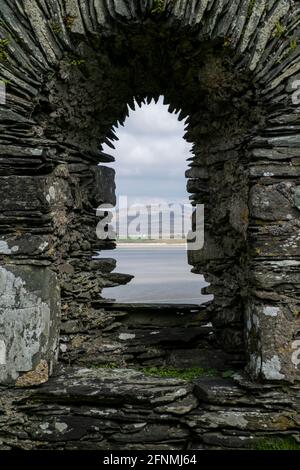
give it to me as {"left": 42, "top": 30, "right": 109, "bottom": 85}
{"left": 61, "top": 303, "right": 243, "bottom": 369}
{"left": 0, "top": 265, "right": 60, "bottom": 384}
{"left": 0, "top": 367, "right": 299, "bottom": 450}
{"left": 0, "top": 0, "right": 300, "bottom": 449}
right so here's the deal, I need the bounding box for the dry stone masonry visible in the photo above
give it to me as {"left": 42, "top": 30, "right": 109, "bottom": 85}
{"left": 0, "top": 0, "right": 300, "bottom": 450}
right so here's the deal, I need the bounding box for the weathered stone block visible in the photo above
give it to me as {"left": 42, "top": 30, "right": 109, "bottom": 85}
{"left": 186, "top": 408, "right": 299, "bottom": 432}
{"left": 0, "top": 176, "right": 51, "bottom": 212}
{"left": 249, "top": 183, "right": 294, "bottom": 221}
{"left": 251, "top": 232, "right": 300, "bottom": 258}
{"left": 250, "top": 260, "right": 300, "bottom": 290}
{"left": 245, "top": 300, "right": 300, "bottom": 383}
{"left": 0, "top": 265, "right": 60, "bottom": 385}
{"left": 249, "top": 163, "right": 300, "bottom": 178}
{"left": 0, "top": 173, "right": 72, "bottom": 214}
{"left": 0, "top": 234, "right": 52, "bottom": 257}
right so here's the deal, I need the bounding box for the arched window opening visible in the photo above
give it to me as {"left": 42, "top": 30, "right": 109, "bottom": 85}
{"left": 100, "top": 96, "right": 212, "bottom": 305}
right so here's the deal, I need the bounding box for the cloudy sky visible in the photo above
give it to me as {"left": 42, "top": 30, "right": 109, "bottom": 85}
{"left": 103, "top": 96, "right": 192, "bottom": 204}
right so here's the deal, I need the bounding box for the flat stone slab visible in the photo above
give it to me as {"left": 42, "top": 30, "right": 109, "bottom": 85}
{"left": 30, "top": 366, "right": 192, "bottom": 406}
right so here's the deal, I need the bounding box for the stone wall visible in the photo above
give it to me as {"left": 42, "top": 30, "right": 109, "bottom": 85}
{"left": 0, "top": 0, "right": 300, "bottom": 450}
{"left": 1, "top": 367, "right": 300, "bottom": 450}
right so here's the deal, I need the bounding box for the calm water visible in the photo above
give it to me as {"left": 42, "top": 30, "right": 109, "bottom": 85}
{"left": 100, "top": 245, "right": 212, "bottom": 304}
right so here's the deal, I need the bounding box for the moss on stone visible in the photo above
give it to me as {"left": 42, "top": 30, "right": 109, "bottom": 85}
{"left": 223, "top": 36, "right": 232, "bottom": 48}
{"left": 247, "top": 0, "right": 256, "bottom": 19}
{"left": 251, "top": 436, "right": 300, "bottom": 451}
{"left": 289, "top": 39, "right": 297, "bottom": 52}
{"left": 0, "top": 38, "right": 9, "bottom": 62}
{"left": 274, "top": 21, "right": 286, "bottom": 38}
{"left": 151, "top": 0, "right": 165, "bottom": 14}
{"left": 64, "top": 14, "right": 76, "bottom": 31}
{"left": 69, "top": 58, "right": 86, "bottom": 66}
{"left": 50, "top": 22, "right": 61, "bottom": 34}
{"left": 140, "top": 367, "right": 219, "bottom": 381}
{"left": 88, "top": 365, "right": 238, "bottom": 381}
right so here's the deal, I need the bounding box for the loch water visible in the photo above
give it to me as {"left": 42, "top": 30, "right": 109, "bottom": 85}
{"left": 100, "top": 245, "right": 212, "bottom": 304}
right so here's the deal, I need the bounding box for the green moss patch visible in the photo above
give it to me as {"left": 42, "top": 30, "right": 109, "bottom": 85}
{"left": 247, "top": 0, "right": 256, "bottom": 19}
{"left": 140, "top": 366, "right": 219, "bottom": 381}
{"left": 0, "top": 38, "right": 9, "bottom": 62}
{"left": 151, "top": 0, "right": 165, "bottom": 15}
{"left": 89, "top": 364, "right": 237, "bottom": 381}
{"left": 251, "top": 436, "right": 300, "bottom": 451}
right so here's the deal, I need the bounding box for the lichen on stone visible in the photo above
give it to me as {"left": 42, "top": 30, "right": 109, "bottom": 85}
{"left": 15, "top": 360, "right": 49, "bottom": 387}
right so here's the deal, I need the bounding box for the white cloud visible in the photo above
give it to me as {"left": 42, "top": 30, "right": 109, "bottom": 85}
{"left": 117, "top": 98, "right": 187, "bottom": 135}
{"left": 103, "top": 96, "right": 193, "bottom": 199}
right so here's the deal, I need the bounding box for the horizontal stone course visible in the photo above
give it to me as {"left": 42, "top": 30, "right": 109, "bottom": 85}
{"left": 0, "top": 367, "right": 299, "bottom": 450}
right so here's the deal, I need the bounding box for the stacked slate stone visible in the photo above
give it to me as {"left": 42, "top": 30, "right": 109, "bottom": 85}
{"left": 0, "top": 0, "right": 300, "bottom": 450}
{"left": 0, "top": 366, "right": 300, "bottom": 450}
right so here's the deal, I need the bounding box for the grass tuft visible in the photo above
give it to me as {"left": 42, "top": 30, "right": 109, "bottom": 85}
{"left": 274, "top": 21, "right": 286, "bottom": 38}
